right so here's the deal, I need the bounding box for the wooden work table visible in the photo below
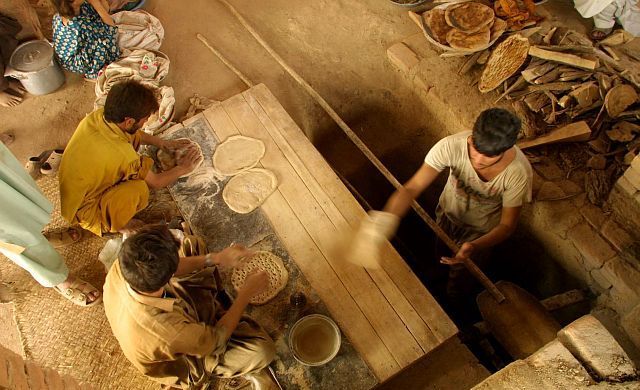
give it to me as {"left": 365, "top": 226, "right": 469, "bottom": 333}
{"left": 165, "top": 84, "right": 458, "bottom": 385}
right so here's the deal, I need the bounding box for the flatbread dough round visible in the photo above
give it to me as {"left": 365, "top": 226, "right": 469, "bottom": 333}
{"left": 156, "top": 139, "right": 203, "bottom": 178}
{"left": 222, "top": 168, "right": 278, "bottom": 214}
{"left": 212, "top": 135, "right": 266, "bottom": 176}
{"left": 231, "top": 251, "right": 288, "bottom": 305}
{"left": 490, "top": 18, "right": 507, "bottom": 41}
{"left": 445, "top": 2, "right": 494, "bottom": 33}
{"left": 446, "top": 26, "right": 491, "bottom": 51}
{"left": 424, "top": 9, "right": 451, "bottom": 45}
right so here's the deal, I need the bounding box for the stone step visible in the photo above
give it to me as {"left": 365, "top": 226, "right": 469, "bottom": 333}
{"left": 557, "top": 315, "right": 637, "bottom": 382}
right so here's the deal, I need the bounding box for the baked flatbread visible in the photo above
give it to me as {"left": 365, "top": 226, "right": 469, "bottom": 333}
{"left": 445, "top": 2, "right": 495, "bottom": 33}
{"left": 490, "top": 17, "right": 507, "bottom": 41}
{"left": 222, "top": 168, "right": 278, "bottom": 214}
{"left": 231, "top": 251, "right": 288, "bottom": 305}
{"left": 479, "top": 34, "right": 530, "bottom": 93}
{"left": 212, "top": 135, "right": 266, "bottom": 177}
{"left": 446, "top": 26, "right": 491, "bottom": 51}
{"left": 156, "top": 139, "right": 203, "bottom": 178}
{"left": 424, "top": 9, "right": 451, "bottom": 45}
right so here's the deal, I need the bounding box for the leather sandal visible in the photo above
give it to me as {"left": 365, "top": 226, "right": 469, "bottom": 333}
{"left": 53, "top": 278, "right": 102, "bottom": 307}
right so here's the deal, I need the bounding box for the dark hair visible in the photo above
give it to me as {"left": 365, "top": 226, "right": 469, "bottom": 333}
{"left": 472, "top": 108, "right": 522, "bottom": 157}
{"left": 103, "top": 81, "right": 159, "bottom": 123}
{"left": 119, "top": 225, "right": 180, "bottom": 293}
{"left": 50, "top": 0, "right": 78, "bottom": 18}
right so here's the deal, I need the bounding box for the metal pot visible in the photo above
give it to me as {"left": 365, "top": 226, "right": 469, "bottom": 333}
{"left": 6, "top": 40, "right": 65, "bottom": 96}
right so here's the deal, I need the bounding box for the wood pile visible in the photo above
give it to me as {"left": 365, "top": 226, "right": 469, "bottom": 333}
{"left": 468, "top": 28, "right": 640, "bottom": 205}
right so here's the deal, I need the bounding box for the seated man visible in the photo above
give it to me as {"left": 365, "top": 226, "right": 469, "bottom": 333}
{"left": 59, "top": 80, "right": 200, "bottom": 236}
{"left": 103, "top": 225, "right": 277, "bottom": 389}
{"left": 355, "top": 108, "right": 531, "bottom": 309}
{"left": 574, "top": 0, "right": 640, "bottom": 39}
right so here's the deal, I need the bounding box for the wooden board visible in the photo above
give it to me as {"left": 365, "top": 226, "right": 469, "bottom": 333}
{"left": 517, "top": 121, "right": 591, "bottom": 149}
{"left": 202, "top": 84, "right": 457, "bottom": 380}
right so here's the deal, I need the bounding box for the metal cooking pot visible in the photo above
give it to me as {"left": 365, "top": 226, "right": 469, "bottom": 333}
{"left": 6, "top": 40, "right": 65, "bottom": 95}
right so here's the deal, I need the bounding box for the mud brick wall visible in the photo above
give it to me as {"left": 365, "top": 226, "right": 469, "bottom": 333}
{"left": 525, "top": 157, "right": 640, "bottom": 352}
{"left": 0, "top": 345, "right": 93, "bottom": 390}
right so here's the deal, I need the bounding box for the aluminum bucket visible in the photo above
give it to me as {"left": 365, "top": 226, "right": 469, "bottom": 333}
{"left": 7, "top": 40, "right": 65, "bottom": 95}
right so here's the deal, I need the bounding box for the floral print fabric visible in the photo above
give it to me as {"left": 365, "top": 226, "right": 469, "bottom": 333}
{"left": 52, "top": 2, "right": 120, "bottom": 79}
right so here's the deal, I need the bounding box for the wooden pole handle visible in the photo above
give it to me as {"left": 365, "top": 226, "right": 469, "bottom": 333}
{"left": 218, "top": 0, "right": 506, "bottom": 303}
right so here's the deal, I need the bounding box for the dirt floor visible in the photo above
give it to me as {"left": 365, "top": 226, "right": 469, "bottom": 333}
{"left": 0, "top": 0, "right": 620, "bottom": 388}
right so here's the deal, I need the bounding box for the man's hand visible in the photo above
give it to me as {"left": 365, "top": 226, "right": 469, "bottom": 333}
{"left": 440, "top": 242, "right": 475, "bottom": 265}
{"left": 177, "top": 148, "right": 202, "bottom": 173}
{"left": 162, "top": 138, "right": 192, "bottom": 151}
{"left": 216, "top": 244, "right": 253, "bottom": 269}
{"left": 239, "top": 270, "right": 269, "bottom": 298}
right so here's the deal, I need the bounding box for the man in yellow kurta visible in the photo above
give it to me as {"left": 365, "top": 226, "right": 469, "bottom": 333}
{"left": 59, "top": 80, "right": 200, "bottom": 236}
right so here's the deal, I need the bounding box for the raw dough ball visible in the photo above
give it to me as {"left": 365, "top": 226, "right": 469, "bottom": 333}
{"left": 231, "top": 251, "right": 288, "bottom": 305}
{"left": 156, "top": 139, "right": 204, "bottom": 178}
{"left": 212, "top": 135, "right": 266, "bottom": 176}
{"left": 222, "top": 168, "right": 278, "bottom": 214}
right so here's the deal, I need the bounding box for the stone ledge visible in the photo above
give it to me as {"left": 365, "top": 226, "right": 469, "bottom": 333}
{"left": 472, "top": 360, "right": 547, "bottom": 390}
{"left": 526, "top": 339, "right": 595, "bottom": 387}
{"left": 557, "top": 315, "right": 637, "bottom": 382}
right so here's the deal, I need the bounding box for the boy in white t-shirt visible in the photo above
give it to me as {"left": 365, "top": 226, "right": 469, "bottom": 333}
{"left": 354, "top": 108, "right": 532, "bottom": 305}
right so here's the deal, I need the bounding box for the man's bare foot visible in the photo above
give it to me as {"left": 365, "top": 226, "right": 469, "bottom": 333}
{"left": 7, "top": 79, "right": 25, "bottom": 96}
{"left": 0, "top": 90, "right": 22, "bottom": 107}
{"left": 55, "top": 275, "right": 101, "bottom": 305}
{"left": 0, "top": 131, "right": 14, "bottom": 145}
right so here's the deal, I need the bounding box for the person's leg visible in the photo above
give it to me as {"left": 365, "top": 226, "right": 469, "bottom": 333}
{"left": 207, "top": 320, "right": 276, "bottom": 379}
{"left": 0, "top": 236, "right": 101, "bottom": 304}
{"left": 0, "top": 237, "right": 69, "bottom": 287}
{"left": 591, "top": 2, "right": 618, "bottom": 39}
{"left": 98, "top": 179, "right": 150, "bottom": 234}
{"left": 0, "top": 64, "right": 22, "bottom": 107}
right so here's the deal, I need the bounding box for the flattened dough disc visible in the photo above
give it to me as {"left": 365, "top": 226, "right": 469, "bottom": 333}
{"left": 231, "top": 251, "right": 288, "bottom": 305}
{"left": 222, "top": 168, "right": 278, "bottom": 214}
{"left": 212, "top": 135, "right": 266, "bottom": 176}
{"left": 156, "top": 139, "right": 203, "bottom": 178}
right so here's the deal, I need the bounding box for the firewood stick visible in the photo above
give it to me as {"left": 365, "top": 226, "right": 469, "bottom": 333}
{"left": 529, "top": 46, "right": 597, "bottom": 70}
{"left": 217, "top": 0, "right": 506, "bottom": 302}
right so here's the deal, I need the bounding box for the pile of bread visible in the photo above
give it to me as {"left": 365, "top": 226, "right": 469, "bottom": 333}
{"left": 423, "top": 1, "right": 507, "bottom": 51}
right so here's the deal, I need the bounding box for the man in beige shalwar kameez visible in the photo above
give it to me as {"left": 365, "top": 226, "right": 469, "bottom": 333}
{"left": 103, "top": 225, "right": 277, "bottom": 389}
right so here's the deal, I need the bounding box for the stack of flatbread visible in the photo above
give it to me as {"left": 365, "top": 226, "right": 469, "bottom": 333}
{"left": 423, "top": 1, "right": 507, "bottom": 52}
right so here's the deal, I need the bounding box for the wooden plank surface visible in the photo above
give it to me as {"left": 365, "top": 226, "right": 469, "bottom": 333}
{"left": 220, "top": 94, "right": 423, "bottom": 364}
{"left": 247, "top": 84, "right": 457, "bottom": 342}
{"left": 203, "top": 103, "right": 401, "bottom": 380}
{"left": 201, "top": 84, "right": 459, "bottom": 380}
{"left": 241, "top": 89, "right": 443, "bottom": 350}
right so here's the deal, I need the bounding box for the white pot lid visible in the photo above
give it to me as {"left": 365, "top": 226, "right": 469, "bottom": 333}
{"left": 10, "top": 40, "right": 54, "bottom": 72}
